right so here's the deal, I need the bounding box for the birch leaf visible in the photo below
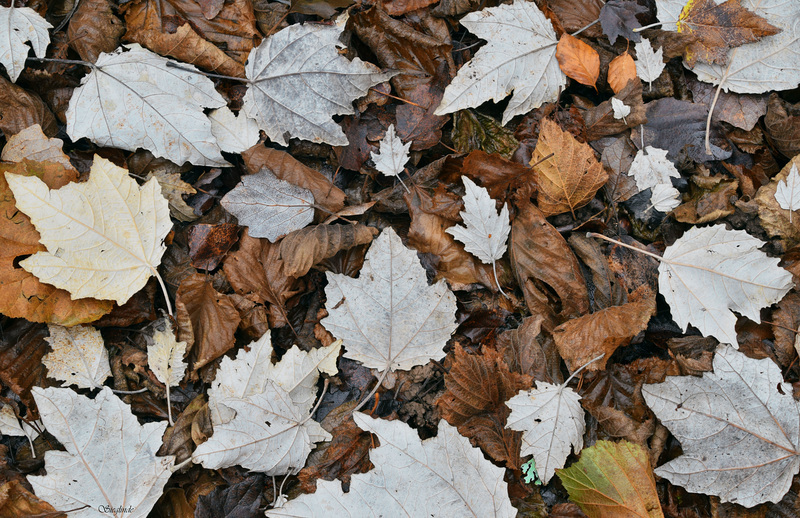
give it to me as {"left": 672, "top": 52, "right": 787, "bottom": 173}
{"left": 221, "top": 168, "right": 315, "bottom": 243}
{"left": 629, "top": 146, "right": 680, "bottom": 191}
{"left": 0, "top": 6, "right": 51, "bottom": 82}
{"left": 28, "top": 387, "right": 174, "bottom": 517}
{"left": 321, "top": 227, "right": 458, "bottom": 374}
{"left": 775, "top": 163, "right": 800, "bottom": 223}
{"left": 635, "top": 37, "right": 665, "bottom": 87}
{"left": 243, "top": 15, "right": 394, "bottom": 146}
{"left": 434, "top": 0, "right": 566, "bottom": 124}
{"left": 267, "top": 414, "right": 515, "bottom": 518}
{"left": 148, "top": 319, "right": 187, "bottom": 388}
{"left": 611, "top": 98, "right": 631, "bottom": 120}
{"left": 66, "top": 44, "right": 229, "bottom": 167}
{"left": 658, "top": 224, "right": 793, "bottom": 346}
{"left": 643, "top": 344, "right": 800, "bottom": 507}
{"left": 208, "top": 106, "right": 260, "bottom": 154}
{"left": 371, "top": 124, "right": 411, "bottom": 178}
{"left": 5, "top": 155, "right": 172, "bottom": 306}
{"left": 505, "top": 381, "right": 585, "bottom": 484}
{"left": 446, "top": 176, "right": 510, "bottom": 265}
{"left": 43, "top": 324, "right": 110, "bottom": 390}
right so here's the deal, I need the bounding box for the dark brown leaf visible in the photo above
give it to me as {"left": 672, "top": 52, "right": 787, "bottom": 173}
{"left": 672, "top": 174, "right": 738, "bottom": 224}
{"left": 382, "top": 0, "right": 438, "bottom": 16}
{"left": 548, "top": 0, "right": 604, "bottom": 38}
{"left": 764, "top": 93, "right": 800, "bottom": 158}
{"left": 569, "top": 233, "right": 626, "bottom": 311}
{"left": 0, "top": 77, "right": 58, "bottom": 137}
{"left": 599, "top": 0, "right": 647, "bottom": 44}
{"left": 0, "top": 320, "right": 51, "bottom": 419}
{"left": 440, "top": 150, "right": 536, "bottom": 206}
{"left": 195, "top": 475, "right": 265, "bottom": 518}
{"left": 296, "top": 418, "right": 374, "bottom": 493}
{"left": 689, "top": 77, "right": 767, "bottom": 131}
{"left": 451, "top": 110, "right": 519, "bottom": 159}
{"left": 188, "top": 223, "right": 239, "bottom": 271}
{"left": 496, "top": 315, "right": 563, "bottom": 384}
{"left": 772, "top": 291, "right": 800, "bottom": 368}
{"left": 278, "top": 224, "right": 379, "bottom": 278}
{"left": 67, "top": 0, "right": 125, "bottom": 63}
{"left": 582, "top": 79, "right": 647, "bottom": 141}
{"left": 158, "top": 394, "right": 208, "bottom": 463}
{"left": 601, "top": 136, "right": 640, "bottom": 204}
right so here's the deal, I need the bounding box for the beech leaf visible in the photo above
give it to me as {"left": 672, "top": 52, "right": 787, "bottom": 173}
{"left": 28, "top": 387, "right": 174, "bottom": 517}
{"left": 43, "top": 324, "right": 110, "bottom": 390}
{"left": 267, "top": 414, "right": 516, "bottom": 518}
{"left": 658, "top": 224, "right": 793, "bottom": 346}
{"left": 643, "top": 344, "right": 800, "bottom": 506}
{"left": 0, "top": 6, "right": 51, "bottom": 82}
{"left": 556, "top": 34, "right": 600, "bottom": 89}
{"left": 6, "top": 155, "right": 172, "bottom": 307}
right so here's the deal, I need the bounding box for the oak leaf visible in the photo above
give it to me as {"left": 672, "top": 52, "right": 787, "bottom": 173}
{"left": 556, "top": 34, "right": 600, "bottom": 89}
{"left": 531, "top": 118, "right": 608, "bottom": 217}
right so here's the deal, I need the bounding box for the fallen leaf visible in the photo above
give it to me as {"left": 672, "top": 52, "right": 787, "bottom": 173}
{"left": 267, "top": 414, "right": 516, "bottom": 518}
{"left": 434, "top": 0, "right": 566, "bottom": 124}
{"left": 0, "top": 480, "right": 64, "bottom": 518}
{"left": 6, "top": 155, "right": 172, "bottom": 307}
{"left": 556, "top": 34, "right": 600, "bottom": 89}
{"left": 0, "top": 5, "right": 51, "bottom": 82}
{"left": 0, "top": 124, "right": 73, "bottom": 169}
{"left": 208, "top": 106, "right": 261, "bottom": 154}
{"left": 0, "top": 76, "right": 58, "bottom": 137}
{"left": 382, "top": 0, "right": 438, "bottom": 16}
{"left": 243, "top": 15, "right": 394, "bottom": 146}
{"left": 531, "top": 118, "right": 608, "bottom": 217}
{"left": 451, "top": 110, "right": 519, "bottom": 158}
{"left": 295, "top": 418, "right": 373, "bottom": 492}
{"left": 28, "top": 387, "right": 174, "bottom": 516}
{"left": 371, "top": 124, "right": 411, "bottom": 180}
{"left": 195, "top": 475, "right": 265, "bottom": 518}
{"left": 548, "top": 0, "right": 604, "bottom": 38}
{"left": 148, "top": 170, "right": 198, "bottom": 222}
{"left": 437, "top": 345, "right": 531, "bottom": 469}
{"left": 0, "top": 320, "right": 51, "bottom": 419}
{"left": 188, "top": 223, "right": 239, "bottom": 271}
{"left": 650, "top": 183, "right": 682, "bottom": 212}
{"left": 629, "top": 146, "right": 681, "bottom": 191}
{"left": 608, "top": 53, "right": 637, "bottom": 94}
{"left": 635, "top": 38, "right": 665, "bottom": 88}
{"left": 599, "top": 0, "right": 647, "bottom": 44}
{"left": 688, "top": 76, "right": 767, "bottom": 131}
{"left": 756, "top": 154, "right": 800, "bottom": 245}
{"left": 148, "top": 318, "right": 187, "bottom": 388}
{"left": 43, "top": 324, "right": 111, "bottom": 390}
{"left": 558, "top": 440, "right": 663, "bottom": 518}
{"left": 582, "top": 79, "right": 647, "bottom": 141}
{"left": 657, "top": 224, "right": 793, "bottom": 346}
{"left": 67, "top": 0, "right": 124, "bottom": 63}
{"left": 322, "top": 227, "right": 458, "bottom": 374}
{"left": 278, "top": 224, "right": 379, "bottom": 278}
{"left": 775, "top": 163, "right": 800, "bottom": 223}
{"left": 765, "top": 93, "right": 800, "bottom": 158}
{"left": 612, "top": 98, "right": 631, "bottom": 121}
{"left": 643, "top": 344, "right": 800, "bottom": 507}
{"left": 157, "top": 393, "right": 207, "bottom": 464}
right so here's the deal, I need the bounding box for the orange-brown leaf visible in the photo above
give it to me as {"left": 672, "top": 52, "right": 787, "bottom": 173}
{"left": 532, "top": 119, "right": 608, "bottom": 217}
{"left": 0, "top": 480, "right": 65, "bottom": 518}
{"left": 608, "top": 52, "right": 637, "bottom": 94}
{"left": 296, "top": 418, "right": 374, "bottom": 492}
{"left": 67, "top": 0, "right": 125, "bottom": 63}
{"left": 556, "top": 34, "right": 600, "bottom": 89}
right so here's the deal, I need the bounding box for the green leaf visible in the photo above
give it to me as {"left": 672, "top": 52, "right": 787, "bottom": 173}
{"left": 451, "top": 110, "right": 519, "bottom": 158}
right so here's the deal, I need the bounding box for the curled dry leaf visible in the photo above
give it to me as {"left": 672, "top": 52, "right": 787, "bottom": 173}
{"left": 43, "top": 324, "right": 111, "bottom": 390}
{"left": 556, "top": 34, "right": 600, "bottom": 89}
{"left": 755, "top": 155, "right": 800, "bottom": 245}
{"left": 0, "top": 76, "right": 58, "bottom": 137}
{"left": 279, "top": 224, "right": 379, "bottom": 278}
{"left": 148, "top": 170, "right": 198, "bottom": 223}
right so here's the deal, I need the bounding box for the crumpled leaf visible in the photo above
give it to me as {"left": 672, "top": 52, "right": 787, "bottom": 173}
{"left": 658, "top": 224, "right": 793, "bottom": 346}
{"left": 279, "top": 224, "right": 378, "bottom": 278}
{"left": 451, "top": 111, "right": 519, "bottom": 159}
{"left": 43, "top": 324, "right": 110, "bottom": 390}
{"left": 0, "top": 5, "right": 51, "bottom": 82}
{"left": 635, "top": 38, "right": 665, "bottom": 88}
{"left": 221, "top": 168, "right": 315, "bottom": 243}
{"left": 195, "top": 475, "right": 265, "bottom": 518}
{"left": 187, "top": 223, "right": 239, "bottom": 270}
{"left": 558, "top": 440, "right": 663, "bottom": 518}
{"left": 756, "top": 155, "right": 800, "bottom": 245}
{"left": 629, "top": 146, "right": 680, "bottom": 191}
{"left": 243, "top": 15, "right": 394, "bottom": 146}
{"left": 0, "top": 76, "right": 58, "bottom": 137}
{"left": 28, "top": 387, "right": 174, "bottom": 517}
{"left": 765, "top": 93, "right": 800, "bottom": 158}
{"left": 66, "top": 44, "right": 229, "bottom": 167}
{"left": 322, "top": 227, "right": 458, "bottom": 373}
{"left": 532, "top": 118, "right": 608, "bottom": 217}
{"left": 643, "top": 344, "right": 800, "bottom": 507}
{"left": 267, "top": 414, "right": 516, "bottom": 518}
{"left": 506, "top": 376, "right": 585, "bottom": 484}
{"left": 6, "top": 155, "right": 172, "bottom": 307}
{"left": 371, "top": 124, "right": 411, "bottom": 178}
{"left": 434, "top": 0, "right": 566, "bottom": 124}
{"left": 599, "top": 0, "right": 647, "bottom": 44}
{"left": 556, "top": 34, "right": 600, "bottom": 89}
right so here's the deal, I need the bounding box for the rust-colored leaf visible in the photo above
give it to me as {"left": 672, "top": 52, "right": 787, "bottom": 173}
{"left": 0, "top": 320, "right": 52, "bottom": 419}
{"left": 437, "top": 345, "right": 532, "bottom": 469}
{"left": 0, "top": 480, "right": 65, "bottom": 518}
{"left": 382, "top": 0, "right": 439, "bottom": 16}
{"left": 608, "top": 52, "right": 637, "bottom": 94}
{"left": 296, "top": 418, "right": 374, "bottom": 493}
{"left": 188, "top": 223, "right": 239, "bottom": 271}
{"left": 67, "top": 0, "right": 125, "bottom": 63}
{"left": 158, "top": 394, "right": 208, "bottom": 464}
{"left": 532, "top": 119, "right": 607, "bottom": 217}
{"left": 556, "top": 34, "right": 600, "bottom": 89}
{"left": 279, "top": 224, "right": 379, "bottom": 278}
{"left": 447, "top": 150, "right": 536, "bottom": 206}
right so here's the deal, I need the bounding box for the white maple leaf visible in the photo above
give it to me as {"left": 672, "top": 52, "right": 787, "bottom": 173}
{"left": 66, "top": 44, "right": 229, "bottom": 167}
{"left": 434, "top": 0, "right": 566, "bottom": 124}
{"left": 635, "top": 37, "right": 665, "bottom": 88}
{"left": 505, "top": 381, "right": 584, "bottom": 484}
{"left": 28, "top": 387, "right": 174, "bottom": 517}
{"left": 267, "top": 413, "right": 516, "bottom": 518}
{"left": 243, "top": 15, "right": 394, "bottom": 146}
{"left": 650, "top": 183, "right": 681, "bottom": 212}
{"left": 775, "top": 163, "right": 800, "bottom": 223}
{"left": 0, "top": 5, "right": 51, "bottom": 82}
{"left": 658, "top": 225, "right": 793, "bottom": 346}
{"left": 371, "top": 124, "right": 411, "bottom": 186}
{"left": 6, "top": 155, "right": 173, "bottom": 308}
{"left": 148, "top": 318, "right": 187, "bottom": 425}
{"left": 43, "top": 324, "right": 110, "bottom": 390}
{"left": 446, "top": 175, "right": 510, "bottom": 295}
{"left": 208, "top": 106, "right": 260, "bottom": 154}
{"left": 643, "top": 344, "right": 800, "bottom": 507}
{"left": 628, "top": 146, "right": 680, "bottom": 191}
{"left": 321, "top": 228, "right": 458, "bottom": 401}
{"left": 221, "top": 168, "right": 315, "bottom": 243}
{"left": 611, "top": 97, "right": 630, "bottom": 122}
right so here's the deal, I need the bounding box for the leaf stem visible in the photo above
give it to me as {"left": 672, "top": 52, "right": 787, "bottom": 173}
{"left": 587, "top": 232, "right": 665, "bottom": 262}
{"left": 353, "top": 368, "right": 392, "bottom": 413}
{"left": 163, "top": 61, "right": 251, "bottom": 83}
{"left": 492, "top": 260, "right": 509, "bottom": 299}
{"left": 166, "top": 384, "right": 174, "bottom": 426}
{"left": 171, "top": 457, "right": 193, "bottom": 472}
{"left": 563, "top": 353, "right": 606, "bottom": 386}
{"left": 571, "top": 19, "right": 600, "bottom": 37}
{"left": 633, "top": 21, "right": 669, "bottom": 32}
{"left": 110, "top": 387, "right": 148, "bottom": 395}
{"left": 27, "top": 56, "right": 95, "bottom": 69}
{"left": 153, "top": 270, "right": 174, "bottom": 317}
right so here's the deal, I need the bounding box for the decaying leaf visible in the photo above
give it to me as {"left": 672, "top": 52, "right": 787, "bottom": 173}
{"left": 322, "top": 228, "right": 458, "bottom": 374}
{"left": 6, "top": 155, "right": 172, "bottom": 307}
{"left": 556, "top": 34, "right": 600, "bottom": 89}
{"left": 43, "top": 324, "right": 110, "bottom": 390}
{"left": 434, "top": 0, "right": 566, "bottom": 124}
{"left": 531, "top": 118, "right": 608, "bottom": 217}
{"left": 148, "top": 170, "right": 198, "bottom": 223}
{"left": 756, "top": 155, "right": 800, "bottom": 244}
{"left": 221, "top": 168, "right": 315, "bottom": 243}
{"left": 267, "top": 414, "right": 516, "bottom": 518}
{"left": 0, "top": 5, "right": 51, "bottom": 82}
{"left": 658, "top": 225, "right": 793, "bottom": 346}
{"left": 643, "top": 344, "right": 800, "bottom": 507}
{"left": 28, "top": 387, "right": 174, "bottom": 517}
{"left": 558, "top": 440, "right": 663, "bottom": 518}
{"left": 279, "top": 224, "right": 379, "bottom": 278}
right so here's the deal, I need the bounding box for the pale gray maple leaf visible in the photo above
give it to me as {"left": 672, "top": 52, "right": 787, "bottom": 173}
{"left": 650, "top": 183, "right": 681, "bottom": 212}
{"left": 643, "top": 344, "right": 800, "bottom": 507}
{"left": 243, "top": 15, "right": 394, "bottom": 146}
{"left": 321, "top": 227, "right": 457, "bottom": 377}
{"left": 628, "top": 146, "right": 680, "bottom": 191}
{"left": 434, "top": 0, "right": 566, "bottom": 124}
{"left": 658, "top": 225, "right": 793, "bottom": 346}
{"left": 0, "top": 5, "right": 50, "bottom": 82}
{"left": 208, "top": 106, "right": 260, "bottom": 154}
{"left": 371, "top": 124, "right": 411, "bottom": 178}
{"left": 775, "top": 163, "right": 800, "bottom": 223}
{"left": 611, "top": 97, "right": 630, "bottom": 121}
{"left": 221, "top": 168, "right": 315, "bottom": 242}
{"left": 43, "top": 324, "right": 110, "bottom": 390}
{"left": 635, "top": 37, "right": 665, "bottom": 88}
{"left": 28, "top": 387, "right": 174, "bottom": 518}
{"left": 267, "top": 413, "right": 516, "bottom": 518}
{"left": 66, "top": 44, "right": 229, "bottom": 167}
